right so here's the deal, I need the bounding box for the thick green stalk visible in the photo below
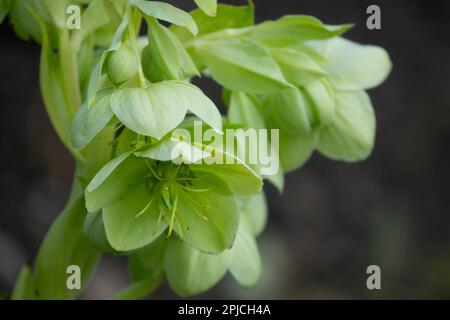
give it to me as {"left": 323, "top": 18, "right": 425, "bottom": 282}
{"left": 59, "top": 32, "right": 82, "bottom": 119}
{"left": 33, "top": 172, "right": 100, "bottom": 299}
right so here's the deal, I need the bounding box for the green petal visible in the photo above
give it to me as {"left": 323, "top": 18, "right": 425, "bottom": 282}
{"left": 271, "top": 48, "right": 327, "bottom": 87}
{"left": 83, "top": 210, "right": 114, "bottom": 252}
{"left": 264, "top": 88, "right": 312, "bottom": 135}
{"left": 164, "top": 238, "right": 232, "bottom": 296}
{"left": 103, "top": 184, "right": 167, "bottom": 251}
{"left": 175, "top": 187, "right": 239, "bottom": 254}
{"left": 111, "top": 85, "right": 186, "bottom": 139}
{"left": 85, "top": 153, "right": 147, "bottom": 212}
{"left": 229, "top": 218, "right": 261, "bottom": 288}
{"left": 317, "top": 90, "right": 376, "bottom": 161}
{"left": 71, "top": 88, "right": 114, "bottom": 151}
{"left": 278, "top": 129, "right": 318, "bottom": 172}
{"left": 114, "top": 236, "right": 166, "bottom": 300}
{"left": 302, "top": 78, "right": 335, "bottom": 127}
{"left": 190, "top": 149, "right": 263, "bottom": 196}
{"left": 321, "top": 37, "right": 392, "bottom": 90}
{"left": 128, "top": 235, "right": 167, "bottom": 282}
{"left": 196, "top": 39, "right": 291, "bottom": 94}
{"left": 228, "top": 92, "right": 266, "bottom": 130}
{"left": 182, "top": 82, "right": 223, "bottom": 134}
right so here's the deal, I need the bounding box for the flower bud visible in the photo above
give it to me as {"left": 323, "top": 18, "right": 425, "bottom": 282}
{"left": 142, "top": 19, "right": 198, "bottom": 83}
{"left": 105, "top": 43, "right": 139, "bottom": 86}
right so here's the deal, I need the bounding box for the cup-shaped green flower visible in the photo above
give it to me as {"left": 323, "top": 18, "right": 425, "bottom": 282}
{"left": 84, "top": 137, "right": 263, "bottom": 253}
{"left": 225, "top": 35, "right": 392, "bottom": 173}
{"left": 105, "top": 43, "right": 140, "bottom": 86}
{"left": 128, "top": 192, "right": 267, "bottom": 296}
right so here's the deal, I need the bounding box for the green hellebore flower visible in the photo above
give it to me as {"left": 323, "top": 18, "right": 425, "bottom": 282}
{"left": 71, "top": 80, "right": 223, "bottom": 150}
{"left": 85, "top": 137, "right": 263, "bottom": 253}
{"left": 105, "top": 43, "right": 140, "bottom": 86}
{"left": 129, "top": 192, "right": 267, "bottom": 296}
{"left": 223, "top": 34, "right": 392, "bottom": 172}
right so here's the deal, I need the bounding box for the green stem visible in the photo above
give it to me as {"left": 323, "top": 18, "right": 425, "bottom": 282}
{"left": 59, "top": 32, "right": 82, "bottom": 119}
{"left": 32, "top": 167, "right": 101, "bottom": 299}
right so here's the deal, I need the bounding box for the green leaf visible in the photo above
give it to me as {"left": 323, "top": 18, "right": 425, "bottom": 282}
{"left": 71, "top": 88, "right": 114, "bottom": 151}
{"left": 264, "top": 88, "right": 312, "bottom": 135}
{"left": 190, "top": 149, "right": 263, "bottom": 196}
{"left": 73, "top": 0, "right": 110, "bottom": 44}
{"left": 240, "top": 192, "right": 268, "bottom": 238}
{"left": 131, "top": 0, "right": 198, "bottom": 35}
{"left": 11, "top": 265, "right": 35, "bottom": 300}
{"left": 229, "top": 218, "right": 261, "bottom": 287}
{"left": 175, "top": 187, "right": 239, "bottom": 254}
{"left": 110, "top": 81, "right": 222, "bottom": 139}
{"left": 87, "top": 18, "right": 129, "bottom": 103}
{"left": 271, "top": 48, "right": 327, "bottom": 87}
{"left": 103, "top": 184, "right": 167, "bottom": 251}
{"left": 85, "top": 153, "right": 148, "bottom": 212}
{"left": 10, "top": 0, "right": 44, "bottom": 41}
{"left": 302, "top": 78, "right": 335, "bottom": 127}
{"left": 246, "top": 15, "right": 352, "bottom": 47}
{"left": 319, "top": 37, "right": 392, "bottom": 90}
{"left": 172, "top": 2, "right": 254, "bottom": 42}
{"left": 83, "top": 210, "right": 114, "bottom": 252}
{"left": 164, "top": 238, "right": 232, "bottom": 296}
{"left": 194, "top": 0, "right": 217, "bottom": 17}
{"left": 196, "top": 39, "right": 291, "bottom": 94}
{"left": 317, "top": 90, "right": 376, "bottom": 161}
{"left": 143, "top": 18, "right": 199, "bottom": 82}
{"left": 0, "top": 0, "right": 11, "bottom": 24}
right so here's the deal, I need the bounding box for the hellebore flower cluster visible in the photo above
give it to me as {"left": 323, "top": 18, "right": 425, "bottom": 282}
{"left": 84, "top": 135, "right": 264, "bottom": 295}
{"left": 2, "top": 0, "right": 391, "bottom": 298}
{"left": 69, "top": 1, "right": 391, "bottom": 296}
{"left": 183, "top": 14, "right": 392, "bottom": 174}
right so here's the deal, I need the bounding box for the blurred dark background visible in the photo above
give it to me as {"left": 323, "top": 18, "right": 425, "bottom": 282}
{"left": 1, "top": 0, "right": 450, "bottom": 299}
